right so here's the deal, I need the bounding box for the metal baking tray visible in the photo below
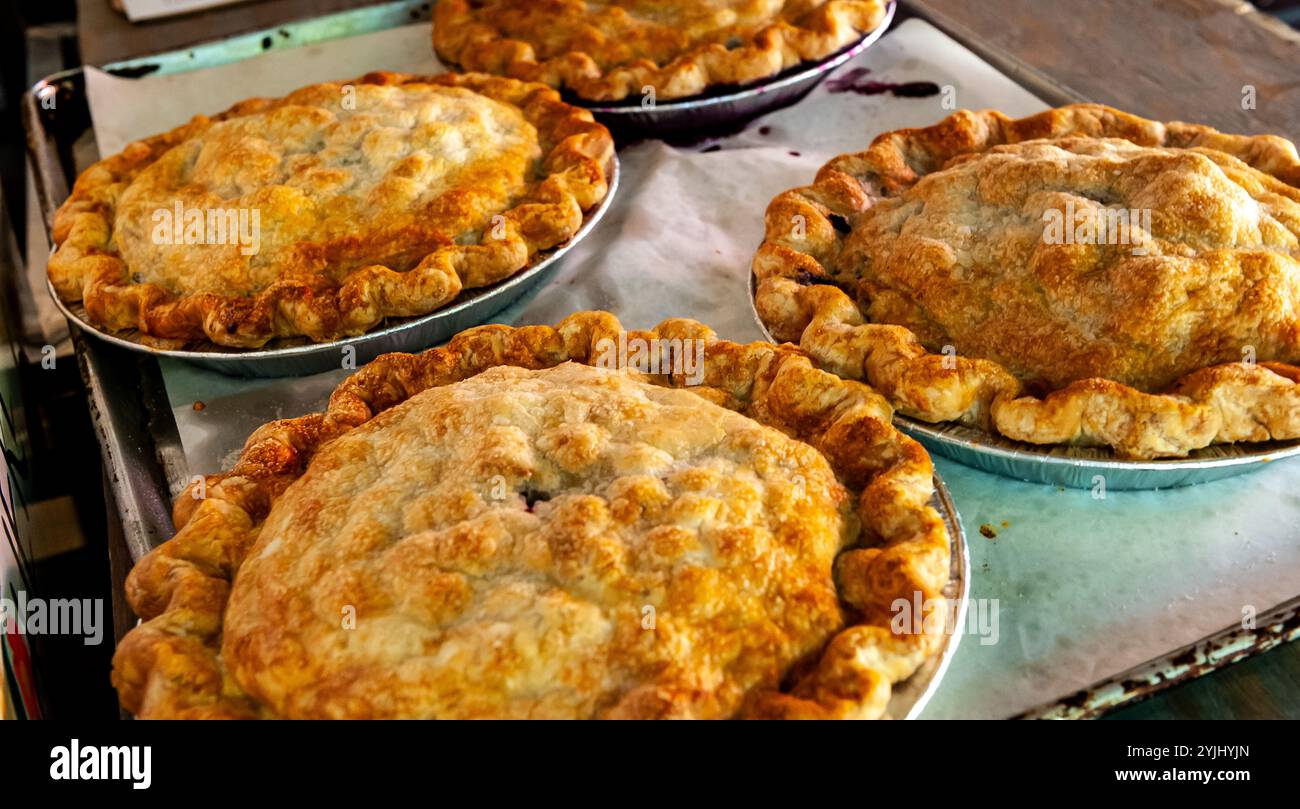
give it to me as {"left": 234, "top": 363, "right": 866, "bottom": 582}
{"left": 583, "top": 2, "right": 896, "bottom": 137}
{"left": 748, "top": 272, "right": 1300, "bottom": 491}
{"left": 23, "top": 0, "right": 1298, "bottom": 720}
{"left": 893, "top": 473, "right": 969, "bottom": 720}
{"left": 27, "top": 54, "right": 619, "bottom": 377}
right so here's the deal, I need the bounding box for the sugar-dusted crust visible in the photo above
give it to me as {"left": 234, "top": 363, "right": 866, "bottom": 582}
{"left": 753, "top": 104, "right": 1300, "bottom": 459}
{"left": 48, "top": 72, "right": 613, "bottom": 349}
{"left": 111, "top": 311, "right": 951, "bottom": 719}
{"left": 433, "top": 0, "right": 888, "bottom": 102}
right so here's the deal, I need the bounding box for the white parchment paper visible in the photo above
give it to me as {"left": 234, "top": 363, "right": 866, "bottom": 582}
{"left": 82, "top": 19, "right": 1300, "bottom": 718}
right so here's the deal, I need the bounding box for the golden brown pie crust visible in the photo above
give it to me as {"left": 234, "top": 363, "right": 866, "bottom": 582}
{"left": 48, "top": 72, "right": 614, "bottom": 349}
{"left": 753, "top": 104, "right": 1300, "bottom": 458}
{"left": 433, "top": 0, "right": 889, "bottom": 102}
{"left": 111, "top": 312, "right": 952, "bottom": 719}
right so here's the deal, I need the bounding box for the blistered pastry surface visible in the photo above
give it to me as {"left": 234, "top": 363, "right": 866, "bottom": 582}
{"left": 226, "top": 363, "right": 853, "bottom": 719}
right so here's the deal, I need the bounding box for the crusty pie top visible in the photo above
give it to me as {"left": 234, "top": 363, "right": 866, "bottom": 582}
{"left": 225, "top": 363, "right": 853, "bottom": 719}
{"left": 112, "top": 313, "right": 952, "bottom": 720}
{"left": 754, "top": 105, "right": 1300, "bottom": 458}
{"left": 835, "top": 137, "right": 1300, "bottom": 393}
{"left": 113, "top": 85, "right": 538, "bottom": 298}
{"left": 49, "top": 72, "right": 613, "bottom": 349}
{"left": 434, "top": 0, "right": 889, "bottom": 101}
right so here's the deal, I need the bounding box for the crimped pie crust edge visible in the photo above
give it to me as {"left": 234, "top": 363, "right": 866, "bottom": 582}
{"left": 111, "top": 311, "right": 953, "bottom": 720}
{"left": 433, "top": 0, "right": 889, "bottom": 102}
{"left": 48, "top": 71, "right": 615, "bottom": 350}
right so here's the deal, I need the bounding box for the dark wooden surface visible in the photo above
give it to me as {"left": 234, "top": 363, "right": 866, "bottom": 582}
{"left": 72, "top": 0, "right": 1300, "bottom": 719}
{"left": 77, "top": 0, "right": 1300, "bottom": 137}
{"left": 908, "top": 0, "right": 1300, "bottom": 136}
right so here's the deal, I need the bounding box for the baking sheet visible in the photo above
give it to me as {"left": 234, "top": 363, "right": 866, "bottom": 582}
{"left": 81, "top": 19, "right": 1300, "bottom": 718}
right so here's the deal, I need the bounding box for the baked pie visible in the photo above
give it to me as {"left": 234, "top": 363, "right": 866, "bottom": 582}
{"left": 433, "top": 0, "right": 889, "bottom": 103}
{"left": 48, "top": 72, "right": 614, "bottom": 349}
{"left": 111, "top": 312, "right": 952, "bottom": 719}
{"left": 753, "top": 104, "right": 1300, "bottom": 459}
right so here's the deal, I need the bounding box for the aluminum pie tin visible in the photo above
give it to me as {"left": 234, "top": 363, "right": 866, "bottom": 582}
{"left": 582, "top": 1, "right": 896, "bottom": 136}
{"left": 747, "top": 272, "right": 1300, "bottom": 490}
{"left": 49, "top": 158, "right": 619, "bottom": 379}
{"left": 896, "top": 418, "right": 1300, "bottom": 491}
{"left": 890, "top": 474, "right": 969, "bottom": 720}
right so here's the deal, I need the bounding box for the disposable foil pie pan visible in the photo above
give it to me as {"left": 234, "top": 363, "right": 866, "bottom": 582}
{"left": 748, "top": 273, "right": 1300, "bottom": 490}
{"left": 48, "top": 158, "right": 619, "bottom": 379}
{"left": 891, "top": 473, "right": 969, "bottom": 720}
{"left": 583, "top": 1, "right": 896, "bottom": 137}
{"left": 895, "top": 418, "right": 1300, "bottom": 491}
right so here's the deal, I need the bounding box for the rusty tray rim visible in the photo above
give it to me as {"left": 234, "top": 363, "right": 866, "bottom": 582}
{"left": 1015, "top": 593, "right": 1300, "bottom": 719}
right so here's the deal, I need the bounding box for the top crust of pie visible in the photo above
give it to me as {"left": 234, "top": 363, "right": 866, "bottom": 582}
{"left": 753, "top": 104, "right": 1300, "bottom": 458}
{"left": 48, "top": 72, "right": 614, "bottom": 349}
{"left": 111, "top": 312, "right": 952, "bottom": 720}
{"left": 433, "top": 0, "right": 889, "bottom": 102}
{"left": 227, "top": 363, "right": 854, "bottom": 719}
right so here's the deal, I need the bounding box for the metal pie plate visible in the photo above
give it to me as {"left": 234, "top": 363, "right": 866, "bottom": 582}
{"left": 897, "top": 418, "right": 1300, "bottom": 491}
{"left": 890, "top": 473, "right": 969, "bottom": 720}
{"left": 748, "top": 272, "right": 1300, "bottom": 490}
{"left": 582, "top": 1, "right": 896, "bottom": 136}
{"left": 49, "top": 158, "right": 619, "bottom": 379}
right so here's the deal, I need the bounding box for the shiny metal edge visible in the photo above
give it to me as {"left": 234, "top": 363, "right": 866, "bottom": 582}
{"left": 898, "top": 417, "right": 1300, "bottom": 491}
{"left": 890, "top": 472, "right": 970, "bottom": 720}
{"left": 76, "top": 338, "right": 178, "bottom": 564}
{"left": 47, "top": 158, "right": 619, "bottom": 378}
{"left": 748, "top": 272, "right": 1300, "bottom": 490}
{"left": 582, "top": 2, "right": 897, "bottom": 132}
{"left": 1015, "top": 593, "right": 1300, "bottom": 719}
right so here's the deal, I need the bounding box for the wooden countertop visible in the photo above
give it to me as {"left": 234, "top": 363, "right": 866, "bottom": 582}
{"left": 907, "top": 0, "right": 1299, "bottom": 135}
{"left": 78, "top": 0, "right": 1299, "bottom": 139}
{"left": 79, "top": 0, "right": 1300, "bottom": 140}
